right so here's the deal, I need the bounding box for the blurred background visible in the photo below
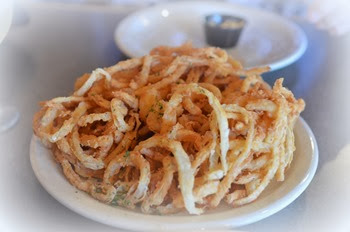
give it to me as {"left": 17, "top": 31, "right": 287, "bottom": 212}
{"left": 0, "top": 0, "right": 350, "bottom": 232}
{"left": 11, "top": 0, "right": 350, "bottom": 35}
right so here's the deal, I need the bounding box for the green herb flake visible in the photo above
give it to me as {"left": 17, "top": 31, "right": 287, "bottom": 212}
{"left": 123, "top": 200, "right": 131, "bottom": 206}
{"left": 110, "top": 190, "right": 127, "bottom": 206}
{"left": 95, "top": 187, "right": 103, "bottom": 193}
{"left": 149, "top": 106, "right": 155, "bottom": 113}
{"left": 123, "top": 150, "right": 130, "bottom": 159}
{"left": 110, "top": 198, "right": 119, "bottom": 206}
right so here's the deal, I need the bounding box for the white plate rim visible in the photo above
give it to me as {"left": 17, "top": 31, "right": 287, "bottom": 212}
{"left": 30, "top": 117, "right": 318, "bottom": 231}
{"left": 114, "top": 0, "right": 308, "bottom": 72}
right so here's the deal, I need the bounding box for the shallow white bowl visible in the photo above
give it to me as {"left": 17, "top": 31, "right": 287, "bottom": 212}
{"left": 30, "top": 118, "right": 318, "bottom": 231}
{"left": 115, "top": 1, "right": 308, "bottom": 71}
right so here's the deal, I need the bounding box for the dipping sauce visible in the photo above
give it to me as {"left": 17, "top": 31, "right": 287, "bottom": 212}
{"left": 205, "top": 14, "right": 246, "bottom": 48}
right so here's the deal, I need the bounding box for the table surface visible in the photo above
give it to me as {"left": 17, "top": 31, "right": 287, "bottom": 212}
{"left": 1, "top": 2, "right": 350, "bottom": 232}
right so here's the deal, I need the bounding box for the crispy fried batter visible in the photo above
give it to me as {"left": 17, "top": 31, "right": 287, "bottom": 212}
{"left": 33, "top": 44, "right": 304, "bottom": 215}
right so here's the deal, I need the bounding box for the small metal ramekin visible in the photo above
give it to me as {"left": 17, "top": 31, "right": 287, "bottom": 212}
{"left": 205, "top": 14, "right": 246, "bottom": 48}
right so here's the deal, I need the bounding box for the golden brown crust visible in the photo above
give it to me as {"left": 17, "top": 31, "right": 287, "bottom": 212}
{"left": 32, "top": 44, "right": 304, "bottom": 215}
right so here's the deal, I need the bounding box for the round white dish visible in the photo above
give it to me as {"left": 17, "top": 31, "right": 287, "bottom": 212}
{"left": 30, "top": 117, "right": 318, "bottom": 231}
{"left": 115, "top": 1, "right": 308, "bottom": 71}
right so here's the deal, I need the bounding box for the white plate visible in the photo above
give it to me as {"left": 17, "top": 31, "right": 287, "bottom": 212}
{"left": 30, "top": 118, "right": 318, "bottom": 231}
{"left": 115, "top": 1, "right": 307, "bottom": 71}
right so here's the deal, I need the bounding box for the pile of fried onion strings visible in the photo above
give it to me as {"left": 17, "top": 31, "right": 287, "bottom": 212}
{"left": 33, "top": 44, "right": 305, "bottom": 215}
